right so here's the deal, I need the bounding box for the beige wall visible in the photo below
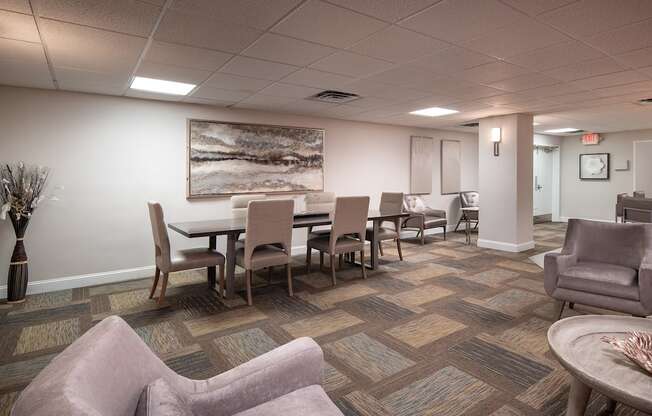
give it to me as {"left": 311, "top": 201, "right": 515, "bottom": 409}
{"left": 0, "top": 86, "right": 477, "bottom": 288}
{"left": 560, "top": 129, "right": 652, "bottom": 221}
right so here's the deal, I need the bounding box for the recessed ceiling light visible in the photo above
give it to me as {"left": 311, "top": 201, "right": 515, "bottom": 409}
{"left": 409, "top": 107, "right": 459, "bottom": 117}
{"left": 544, "top": 127, "right": 582, "bottom": 134}
{"left": 130, "top": 76, "right": 196, "bottom": 96}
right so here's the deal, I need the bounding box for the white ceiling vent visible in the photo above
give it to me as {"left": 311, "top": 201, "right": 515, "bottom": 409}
{"left": 308, "top": 90, "right": 361, "bottom": 104}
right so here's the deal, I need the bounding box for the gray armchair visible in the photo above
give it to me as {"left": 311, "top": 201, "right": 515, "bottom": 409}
{"left": 11, "top": 316, "right": 343, "bottom": 416}
{"left": 454, "top": 191, "right": 479, "bottom": 231}
{"left": 402, "top": 194, "right": 447, "bottom": 244}
{"left": 544, "top": 219, "right": 652, "bottom": 319}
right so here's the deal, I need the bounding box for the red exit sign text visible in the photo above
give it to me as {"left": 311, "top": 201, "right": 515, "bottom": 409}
{"left": 582, "top": 133, "right": 600, "bottom": 145}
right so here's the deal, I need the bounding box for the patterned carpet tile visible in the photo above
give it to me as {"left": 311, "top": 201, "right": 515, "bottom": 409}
{"left": 323, "top": 362, "right": 352, "bottom": 392}
{"left": 386, "top": 313, "right": 466, "bottom": 348}
{"left": 213, "top": 327, "right": 278, "bottom": 368}
{"left": 296, "top": 284, "right": 377, "bottom": 310}
{"left": 383, "top": 284, "right": 453, "bottom": 307}
{"left": 281, "top": 309, "right": 363, "bottom": 339}
{"left": 494, "top": 317, "right": 552, "bottom": 358}
{"left": 465, "top": 289, "right": 548, "bottom": 317}
{"left": 344, "top": 296, "right": 416, "bottom": 321}
{"left": 458, "top": 268, "right": 520, "bottom": 288}
{"left": 184, "top": 307, "right": 267, "bottom": 337}
{"left": 497, "top": 260, "right": 542, "bottom": 274}
{"left": 14, "top": 318, "right": 80, "bottom": 355}
{"left": 339, "top": 390, "right": 394, "bottom": 416}
{"left": 164, "top": 345, "right": 219, "bottom": 379}
{"left": 134, "top": 321, "right": 184, "bottom": 355}
{"left": 394, "top": 264, "right": 463, "bottom": 284}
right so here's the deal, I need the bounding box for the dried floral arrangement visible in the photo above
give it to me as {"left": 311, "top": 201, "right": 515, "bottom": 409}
{"left": 0, "top": 163, "right": 50, "bottom": 221}
{"left": 602, "top": 331, "right": 652, "bottom": 374}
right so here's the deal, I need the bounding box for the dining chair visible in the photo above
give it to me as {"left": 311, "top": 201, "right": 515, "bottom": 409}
{"left": 147, "top": 202, "right": 225, "bottom": 305}
{"left": 366, "top": 192, "right": 404, "bottom": 260}
{"left": 236, "top": 199, "right": 295, "bottom": 306}
{"left": 305, "top": 191, "right": 335, "bottom": 238}
{"left": 306, "top": 196, "right": 369, "bottom": 286}
{"left": 231, "top": 194, "right": 266, "bottom": 218}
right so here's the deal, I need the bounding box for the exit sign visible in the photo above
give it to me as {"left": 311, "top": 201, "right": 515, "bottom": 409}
{"left": 582, "top": 133, "right": 600, "bottom": 145}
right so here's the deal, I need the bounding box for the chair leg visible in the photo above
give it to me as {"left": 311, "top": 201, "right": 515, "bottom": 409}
{"left": 350, "top": 251, "right": 355, "bottom": 264}
{"left": 306, "top": 246, "right": 312, "bottom": 273}
{"left": 443, "top": 226, "right": 447, "bottom": 240}
{"left": 454, "top": 217, "right": 463, "bottom": 232}
{"left": 218, "top": 263, "right": 225, "bottom": 298}
{"left": 149, "top": 267, "right": 160, "bottom": 299}
{"left": 556, "top": 300, "right": 566, "bottom": 320}
{"left": 474, "top": 221, "right": 479, "bottom": 229}
{"left": 360, "top": 250, "right": 367, "bottom": 279}
{"left": 157, "top": 273, "right": 169, "bottom": 305}
{"left": 286, "top": 263, "right": 293, "bottom": 297}
{"left": 379, "top": 241, "right": 384, "bottom": 256}
{"left": 339, "top": 254, "right": 343, "bottom": 269}
{"left": 421, "top": 227, "right": 425, "bottom": 245}
{"left": 330, "top": 254, "right": 337, "bottom": 286}
{"left": 319, "top": 251, "right": 324, "bottom": 271}
{"left": 245, "top": 270, "right": 253, "bottom": 306}
{"left": 396, "top": 238, "right": 403, "bottom": 261}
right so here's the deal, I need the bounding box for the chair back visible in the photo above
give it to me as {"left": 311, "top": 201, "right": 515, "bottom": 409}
{"left": 403, "top": 194, "right": 427, "bottom": 213}
{"left": 622, "top": 196, "right": 652, "bottom": 223}
{"left": 634, "top": 191, "right": 646, "bottom": 198}
{"left": 460, "top": 191, "right": 479, "bottom": 208}
{"left": 564, "top": 219, "right": 652, "bottom": 269}
{"left": 231, "top": 194, "right": 266, "bottom": 218}
{"left": 616, "top": 193, "right": 628, "bottom": 216}
{"left": 147, "top": 202, "right": 171, "bottom": 271}
{"left": 330, "top": 196, "right": 370, "bottom": 251}
{"left": 244, "top": 199, "right": 294, "bottom": 269}
{"left": 380, "top": 192, "right": 403, "bottom": 228}
{"left": 305, "top": 192, "right": 335, "bottom": 212}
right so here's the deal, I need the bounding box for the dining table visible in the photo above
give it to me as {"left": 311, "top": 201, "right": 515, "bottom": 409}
{"left": 168, "top": 209, "right": 410, "bottom": 298}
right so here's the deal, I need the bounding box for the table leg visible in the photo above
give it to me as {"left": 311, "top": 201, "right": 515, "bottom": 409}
{"left": 225, "top": 232, "right": 237, "bottom": 299}
{"left": 370, "top": 219, "right": 379, "bottom": 269}
{"left": 208, "top": 236, "right": 216, "bottom": 288}
{"left": 567, "top": 377, "right": 591, "bottom": 416}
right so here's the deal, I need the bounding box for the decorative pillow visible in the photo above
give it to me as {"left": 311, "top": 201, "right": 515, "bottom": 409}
{"left": 136, "top": 378, "right": 194, "bottom": 416}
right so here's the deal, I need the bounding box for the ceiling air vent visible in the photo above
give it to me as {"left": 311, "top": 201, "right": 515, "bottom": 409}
{"left": 638, "top": 98, "right": 652, "bottom": 105}
{"left": 308, "top": 90, "right": 360, "bottom": 104}
{"left": 460, "top": 122, "right": 479, "bottom": 128}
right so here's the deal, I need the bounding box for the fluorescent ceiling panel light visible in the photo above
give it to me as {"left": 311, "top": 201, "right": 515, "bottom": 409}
{"left": 130, "top": 76, "right": 196, "bottom": 95}
{"left": 544, "top": 128, "right": 581, "bottom": 134}
{"left": 409, "top": 107, "right": 459, "bottom": 117}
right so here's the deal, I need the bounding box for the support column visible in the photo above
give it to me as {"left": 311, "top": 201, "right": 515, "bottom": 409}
{"left": 477, "top": 113, "right": 534, "bottom": 252}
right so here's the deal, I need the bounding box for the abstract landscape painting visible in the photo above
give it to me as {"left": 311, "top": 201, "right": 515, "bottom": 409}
{"left": 188, "top": 120, "right": 324, "bottom": 197}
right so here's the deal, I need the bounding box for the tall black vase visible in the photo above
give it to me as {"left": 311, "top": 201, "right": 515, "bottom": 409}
{"left": 7, "top": 216, "right": 29, "bottom": 303}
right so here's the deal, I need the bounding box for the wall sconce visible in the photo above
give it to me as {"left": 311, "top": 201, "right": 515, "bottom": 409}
{"left": 491, "top": 127, "right": 501, "bottom": 156}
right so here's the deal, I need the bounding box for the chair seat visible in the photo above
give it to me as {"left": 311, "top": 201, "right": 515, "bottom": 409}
{"left": 308, "top": 235, "right": 364, "bottom": 254}
{"left": 423, "top": 217, "right": 448, "bottom": 228}
{"left": 234, "top": 385, "right": 343, "bottom": 416}
{"left": 236, "top": 245, "right": 289, "bottom": 270}
{"left": 169, "top": 248, "right": 224, "bottom": 272}
{"left": 365, "top": 226, "right": 398, "bottom": 241}
{"left": 558, "top": 261, "right": 639, "bottom": 301}
{"left": 309, "top": 228, "right": 332, "bottom": 239}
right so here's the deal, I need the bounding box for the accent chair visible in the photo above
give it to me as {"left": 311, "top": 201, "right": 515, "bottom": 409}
{"left": 366, "top": 192, "right": 404, "bottom": 260}
{"left": 544, "top": 219, "right": 652, "bottom": 319}
{"left": 402, "top": 194, "right": 447, "bottom": 244}
{"left": 454, "top": 191, "right": 479, "bottom": 231}
{"left": 11, "top": 315, "right": 343, "bottom": 416}
{"left": 147, "top": 202, "right": 225, "bottom": 304}
{"left": 622, "top": 196, "right": 652, "bottom": 223}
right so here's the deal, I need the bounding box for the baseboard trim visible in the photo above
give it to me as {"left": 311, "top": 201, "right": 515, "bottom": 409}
{"left": 477, "top": 239, "right": 536, "bottom": 252}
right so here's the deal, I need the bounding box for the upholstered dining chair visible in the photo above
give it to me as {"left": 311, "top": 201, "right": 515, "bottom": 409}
{"left": 366, "top": 192, "right": 404, "bottom": 260}
{"left": 147, "top": 202, "right": 225, "bottom": 305}
{"left": 231, "top": 194, "right": 266, "bottom": 218}
{"left": 305, "top": 191, "right": 335, "bottom": 238}
{"left": 454, "top": 191, "right": 479, "bottom": 231}
{"left": 616, "top": 192, "right": 628, "bottom": 222}
{"left": 402, "top": 194, "right": 447, "bottom": 244}
{"left": 306, "top": 196, "right": 369, "bottom": 285}
{"left": 236, "top": 199, "right": 294, "bottom": 306}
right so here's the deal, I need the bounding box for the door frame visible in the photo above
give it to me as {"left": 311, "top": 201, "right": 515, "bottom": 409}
{"left": 533, "top": 144, "right": 561, "bottom": 222}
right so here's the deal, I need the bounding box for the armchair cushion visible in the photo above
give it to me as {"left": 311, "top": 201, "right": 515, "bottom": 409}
{"left": 137, "top": 378, "right": 194, "bottom": 416}
{"left": 558, "top": 261, "right": 639, "bottom": 301}
{"left": 233, "top": 385, "right": 342, "bottom": 416}
{"left": 170, "top": 248, "right": 225, "bottom": 273}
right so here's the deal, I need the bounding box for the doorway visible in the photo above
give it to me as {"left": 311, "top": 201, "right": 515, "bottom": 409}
{"left": 533, "top": 145, "right": 560, "bottom": 223}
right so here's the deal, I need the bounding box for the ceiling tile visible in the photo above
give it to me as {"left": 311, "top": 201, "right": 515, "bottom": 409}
{"left": 343, "top": 96, "right": 391, "bottom": 109}
{"left": 0, "top": 59, "right": 53, "bottom": 88}
{"left": 0, "top": 37, "right": 45, "bottom": 63}
{"left": 459, "top": 61, "right": 529, "bottom": 84}
{"left": 40, "top": 19, "right": 146, "bottom": 73}
{"left": 33, "top": 0, "right": 161, "bottom": 37}
{"left": 154, "top": 9, "right": 263, "bottom": 54}
{"left": 570, "top": 70, "right": 648, "bottom": 90}
{"left": 192, "top": 85, "right": 251, "bottom": 101}
{"left": 281, "top": 68, "right": 355, "bottom": 89}
{"left": 182, "top": 96, "right": 235, "bottom": 106}
{"left": 279, "top": 98, "right": 338, "bottom": 114}
{"left": 410, "top": 46, "right": 495, "bottom": 73}
{"left": 488, "top": 73, "right": 560, "bottom": 92}
{"left": 136, "top": 61, "right": 212, "bottom": 84}
{"left": 399, "top": 0, "right": 522, "bottom": 43}
{"left": 506, "top": 41, "right": 605, "bottom": 71}
{"left": 204, "top": 73, "right": 273, "bottom": 92}
{"left": 546, "top": 90, "right": 602, "bottom": 104}
{"left": 258, "top": 82, "right": 322, "bottom": 98}
{"left": 55, "top": 66, "right": 128, "bottom": 95}
{"left": 500, "top": 0, "right": 577, "bottom": 16}
{"left": 640, "top": 65, "right": 652, "bottom": 79}
{"left": 310, "top": 51, "right": 393, "bottom": 77}
{"left": 0, "top": 9, "right": 40, "bottom": 42}
{"left": 325, "top": 0, "right": 442, "bottom": 22}
{"left": 272, "top": 0, "right": 387, "bottom": 48}
{"left": 342, "top": 78, "right": 430, "bottom": 100}
{"left": 480, "top": 92, "right": 547, "bottom": 106}
{"left": 544, "top": 57, "right": 626, "bottom": 81}
{"left": 125, "top": 89, "right": 183, "bottom": 101}
{"left": 242, "top": 33, "right": 335, "bottom": 66}
{"left": 364, "top": 65, "right": 439, "bottom": 87}
{"left": 0, "top": 0, "right": 31, "bottom": 14}
{"left": 220, "top": 56, "right": 298, "bottom": 81}
{"left": 169, "top": 0, "right": 302, "bottom": 30}
{"left": 540, "top": 0, "right": 652, "bottom": 38}
{"left": 319, "top": 104, "right": 367, "bottom": 117}
{"left": 460, "top": 18, "right": 570, "bottom": 59}
{"left": 350, "top": 26, "right": 447, "bottom": 63}
{"left": 584, "top": 18, "right": 652, "bottom": 55}
{"left": 519, "top": 82, "right": 585, "bottom": 97}
{"left": 145, "top": 41, "right": 232, "bottom": 71}
{"left": 615, "top": 47, "right": 652, "bottom": 69}
{"left": 235, "top": 94, "right": 296, "bottom": 109}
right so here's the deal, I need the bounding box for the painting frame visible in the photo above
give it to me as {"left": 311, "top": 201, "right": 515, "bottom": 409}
{"left": 579, "top": 152, "right": 610, "bottom": 181}
{"left": 186, "top": 119, "right": 325, "bottom": 199}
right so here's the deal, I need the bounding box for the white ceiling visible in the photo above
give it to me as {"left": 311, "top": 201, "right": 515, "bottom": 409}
{"left": 2, "top": 0, "right": 652, "bottom": 133}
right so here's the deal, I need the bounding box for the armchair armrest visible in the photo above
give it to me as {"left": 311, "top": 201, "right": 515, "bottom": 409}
{"left": 544, "top": 253, "right": 577, "bottom": 296}
{"left": 639, "top": 256, "right": 652, "bottom": 311}
{"left": 423, "top": 208, "right": 446, "bottom": 218}
{"left": 401, "top": 212, "right": 425, "bottom": 229}
{"left": 189, "top": 337, "right": 323, "bottom": 416}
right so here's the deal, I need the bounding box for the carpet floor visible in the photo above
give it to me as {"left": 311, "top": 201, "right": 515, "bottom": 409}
{"left": 0, "top": 223, "right": 647, "bottom": 415}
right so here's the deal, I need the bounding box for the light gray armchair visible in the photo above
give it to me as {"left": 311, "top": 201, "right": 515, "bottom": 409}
{"left": 402, "top": 194, "right": 447, "bottom": 244}
{"left": 544, "top": 219, "right": 652, "bottom": 319}
{"left": 11, "top": 316, "right": 343, "bottom": 416}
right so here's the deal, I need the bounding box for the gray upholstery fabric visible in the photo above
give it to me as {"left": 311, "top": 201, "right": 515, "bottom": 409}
{"left": 544, "top": 219, "right": 652, "bottom": 316}
{"left": 233, "top": 386, "right": 342, "bottom": 416}
{"left": 11, "top": 316, "right": 341, "bottom": 416}
{"left": 460, "top": 191, "right": 479, "bottom": 208}
{"left": 402, "top": 194, "right": 447, "bottom": 236}
{"left": 136, "top": 378, "right": 194, "bottom": 416}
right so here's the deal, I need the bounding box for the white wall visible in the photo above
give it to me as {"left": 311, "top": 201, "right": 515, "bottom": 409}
{"left": 0, "top": 86, "right": 477, "bottom": 289}
{"left": 560, "top": 129, "right": 652, "bottom": 221}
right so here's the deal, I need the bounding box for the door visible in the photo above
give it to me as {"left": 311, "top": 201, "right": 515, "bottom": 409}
{"left": 533, "top": 146, "right": 554, "bottom": 216}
